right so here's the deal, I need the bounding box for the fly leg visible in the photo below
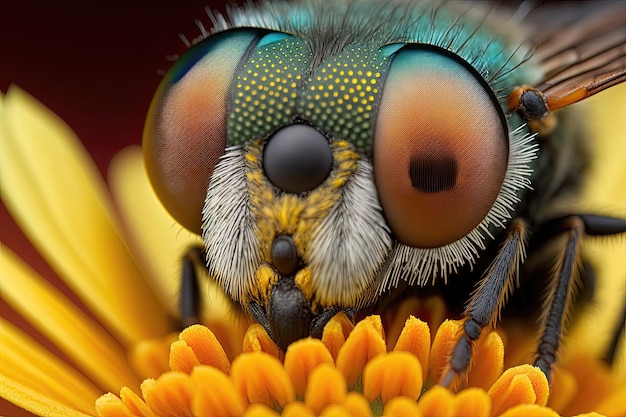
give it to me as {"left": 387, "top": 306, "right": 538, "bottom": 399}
{"left": 532, "top": 216, "right": 583, "bottom": 379}
{"left": 533, "top": 215, "right": 626, "bottom": 380}
{"left": 439, "top": 219, "right": 528, "bottom": 389}
{"left": 180, "top": 246, "right": 205, "bottom": 329}
{"left": 440, "top": 214, "right": 626, "bottom": 388}
{"left": 310, "top": 307, "right": 356, "bottom": 339}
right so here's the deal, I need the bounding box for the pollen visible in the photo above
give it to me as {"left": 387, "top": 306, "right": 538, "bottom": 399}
{"left": 294, "top": 268, "right": 315, "bottom": 301}
{"left": 254, "top": 264, "right": 278, "bottom": 301}
{"left": 94, "top": 298, "right": 609, "bottom": 417}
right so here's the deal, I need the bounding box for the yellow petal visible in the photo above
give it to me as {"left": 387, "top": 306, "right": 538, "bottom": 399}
{"left": 321, "top": 311, "right": 355, "bottom": 360}
{"left": 1, "top": 248, "right": 140, "bottom": 392}
{"left": 119, "top": 387, "right": 156, "bottom": 417}
{"left": 452, "top": 388, "right": 491, "bottom": 417}
{"left": 336, "top": 315, "right": 386, "bottom": 387}
{"left": 129, "top": 333, "right": 178, "bottom": 380}
{"left": 467, "top": 331, "right": 504, "bottom": 390}
{"left": 95, "top": 392, "right": 137, "bottom": 417}
{"left": 488, "top": 365, "right": 549, "bottom": 416}
{"left": 342, "top": 392, "right": 374, "bottom": 417}
{"left": 190, "top": 366, "right": 246, "bottom": 417}
{"left": 281, "top": 401, "right": 315, "bottom": 417}
{"left": 429, "top": 319, "right": 461, "bottom": 383}
{"left": 363, "top": 351, "right": 423, "bottom": 404}
{"left": 421, "top": 296, "right": 447, "bottom": 334}
{"left": 393, "top": 316, "right": 431, "bottom": 379}
{"left": 108, "top": 146, "right": 204, "bottom": 318}
{"left": 595, "top": 384, "right": 626, "bottom": 417}
{"left": 304, "top": 364, "right": 347, "bottom": 415}
{"left": 169, "top": 325, "right": 230, "bottom": 374}
{"left": 385, "top": 297, "right": 445, "bottom": 350}
{"left": 546, "top": 366, "right": 577, "bottom": 414}
{"left": 96, "top": 388, "right": 156, "bottom": 417}
{"left": 0, "top": 86, "right": 169, "bottom": 344}
{"left": 416, "top": 385, "right": 454, "bottom": 417}
{"left": 243, "top": 323, "right": 282, "bottom": 358}
{"left": 204, "top": 317, "right": 249, "bottom": 361}
{"left": 141, "top": 372, "right": 193, "bottom": 417}
{"left": 109, "top": 147, "right": 240, "bottom": 335}
{"left": 572, "top": 75, "right": 626, "bottom": 377}
{"left": 284, "top": 338, "right": 334, "bottom": 397}
{"left": 319, "top": 404, "right": 357, "bottom": 417}
{"left": 242, "top": 403, "right": 281, "bottom": 417}
{"left": 497, "top": 404, "right": 560, "bottom": 417}
{"left": 499, "top": 323, "right": 536, "bottom": 370}
{"left": 383, "top": 396, "right": 421, "bottom": 417}
{"left": 231, "top": 352, "right": 295, "bottom": 408}
{"left": 560, "top": 354, "right": 614, "bottom": 416}
{"left": 0, "top": 375, "right": 92, "bottom": 417}
{"left": 384, "top": 298, "right": 423, "bottom": 349}
{"left": 168, "top": 341, "right": 201, "bottom": 373}
{"left": 0, "top": 321, "right": 100, "bottom": 414}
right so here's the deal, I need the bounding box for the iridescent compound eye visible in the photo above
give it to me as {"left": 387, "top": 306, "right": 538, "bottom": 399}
{"left": 143, "top": 29, "right": 266, "bottom": 234}
{"left": 374, "top": 45, "right": 509, "bottom": 248}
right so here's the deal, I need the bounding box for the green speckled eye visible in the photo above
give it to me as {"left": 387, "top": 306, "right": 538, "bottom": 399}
{"left": 143, "top": 29, "right": 265, "bottom": 234}
{"left": 374, "top": 45, "right": 509, "bottom": 248}
{"left": 227, "top": 33, "right": 309, "bottom": 145}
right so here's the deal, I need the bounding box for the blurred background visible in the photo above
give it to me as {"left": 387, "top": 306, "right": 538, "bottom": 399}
{"left": 1, "top": 2, "right": 227, "bottom": 415}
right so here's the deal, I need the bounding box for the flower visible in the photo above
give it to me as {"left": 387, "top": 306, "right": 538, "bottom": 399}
{"left": 95, "top": 310, "right": 625, "bottom": 417}
{"left": 0, "top": 86, "right": 248, "bottom": 416}
{"left": 1, "top": 85, "right": 625, "bottom": 417}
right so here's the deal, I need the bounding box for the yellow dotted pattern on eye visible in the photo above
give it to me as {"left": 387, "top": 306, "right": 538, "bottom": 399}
{"left": 228, "top": 36, "right": 309, "bottom": 145}
{"left": 300, "top": 43, "right": 388, "bottom": 150}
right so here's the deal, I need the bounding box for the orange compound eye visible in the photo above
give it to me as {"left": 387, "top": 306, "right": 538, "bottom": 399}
{"left": 374, "top": 45, "right": 508, "bottom": 248}
{"left": 143, "top": 29, "right": 262, "bottom": 234}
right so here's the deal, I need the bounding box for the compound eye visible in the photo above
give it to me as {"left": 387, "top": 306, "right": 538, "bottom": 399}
{"left": 143, "top": 29, "right": 263, "bottom": 233}
{"left": 374, "top": 46, "right": 508, "bottom": 248}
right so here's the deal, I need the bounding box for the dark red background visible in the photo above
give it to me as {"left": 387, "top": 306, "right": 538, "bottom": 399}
{"left": 1, "top": 2, "right": 229, "bottom": 415}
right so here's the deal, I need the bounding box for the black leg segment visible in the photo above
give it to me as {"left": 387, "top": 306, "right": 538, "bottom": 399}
{"left": 440, "top": 219, "right": 527, "bottom": 388}
{"left": 180, "top": 246, "right": 205, "bottom": 329}
{"left": 534, "top": 216, "right": 583, "bottom": 381}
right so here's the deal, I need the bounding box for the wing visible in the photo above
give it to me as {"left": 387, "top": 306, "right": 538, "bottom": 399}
{"left": 505, "top": 1, "right": 626, "bottom": 117}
